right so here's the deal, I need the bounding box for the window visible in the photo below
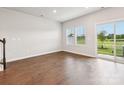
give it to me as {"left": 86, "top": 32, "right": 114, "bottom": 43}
{"left": 66, "top": 28, "right": 75, "bottom": 45}
{"left": 66, "top": 25, "right": 85, "bottom": 45}
{"left": 76, "top": 26, "right": 85, "bottom": 45}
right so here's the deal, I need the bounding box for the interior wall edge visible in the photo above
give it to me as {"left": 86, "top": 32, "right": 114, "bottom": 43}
{"left": 7, "top": 49, "right": 62, "bottom": 63}
{"left": 63, "top": 50, "right": 96, "bottom": 58}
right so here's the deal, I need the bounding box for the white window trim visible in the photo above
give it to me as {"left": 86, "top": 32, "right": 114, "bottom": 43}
{"left": 66, "top": 25, "right": 86, "bottom": 46}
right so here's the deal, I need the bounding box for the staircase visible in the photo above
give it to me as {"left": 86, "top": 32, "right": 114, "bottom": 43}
{"left": 0, "top": 38, "right": 6, "bottom": 71}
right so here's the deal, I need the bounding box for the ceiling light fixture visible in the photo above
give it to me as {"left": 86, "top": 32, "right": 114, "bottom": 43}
{"left": 40, "top": 14, "right": 44, "bottom": 18}
{"left": 53, "top": 10, "right": 57, "bottom": 13}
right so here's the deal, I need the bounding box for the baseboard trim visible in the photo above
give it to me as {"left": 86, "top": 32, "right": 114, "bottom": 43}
{"left": 7, "top": 50, "right": 61, "bottom": 62}
{"left": 63, "top": 50, "right": 96, "bottom": 58}
{"left": 7, "top": 50, "right": 96, "bottom": 63}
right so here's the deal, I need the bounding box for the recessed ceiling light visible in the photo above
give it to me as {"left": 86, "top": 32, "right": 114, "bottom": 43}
{"left": 53, "top": 10, "right": 57, "bottom": 13}
{"left": 40, "top": 14, "right": 44, "bottom": 17}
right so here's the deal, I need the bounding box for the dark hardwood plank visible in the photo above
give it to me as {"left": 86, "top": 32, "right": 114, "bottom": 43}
{"left": 0, "top": 51, "right": 124, "bottom": 85}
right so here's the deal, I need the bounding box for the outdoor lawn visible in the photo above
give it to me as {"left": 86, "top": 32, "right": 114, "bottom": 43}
{"left": 98, "top": 39, "right": 124, "bottom": 57}
{"left": 77, "top": 36, "right": 85, "bottom": 44}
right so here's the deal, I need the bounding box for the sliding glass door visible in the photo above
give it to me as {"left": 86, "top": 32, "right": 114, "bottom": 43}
{"left": 115, "top": 21, "right": 124, "bottom": 62}
{"left": 97, "top": 20, "right": 124, "bottom": 63}
{"left": 97, "top": 23, "right": 114, "bottom": 60}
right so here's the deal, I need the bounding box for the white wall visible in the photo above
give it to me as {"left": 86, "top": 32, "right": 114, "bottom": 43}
{"left": 0, "top": 8, "right": 62, "bottom": 62}
{"left": 62, "top": 8, "right": 124, "bottom": 57}
{"left": 1, "top": 8, "right": 124, "bottom": 62}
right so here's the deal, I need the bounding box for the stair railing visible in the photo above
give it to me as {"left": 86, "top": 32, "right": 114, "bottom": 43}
{"left": 0, "top": 38, "right": 6, "bottom": 70}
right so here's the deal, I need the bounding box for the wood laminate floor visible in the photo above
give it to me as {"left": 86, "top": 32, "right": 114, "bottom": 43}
{"left": 0, "top": 51, "right": 124, "bottom": 85}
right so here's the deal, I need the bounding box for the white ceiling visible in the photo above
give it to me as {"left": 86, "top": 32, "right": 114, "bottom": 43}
{"left": 5, "top": 7, "right": 105, "bottom": 22}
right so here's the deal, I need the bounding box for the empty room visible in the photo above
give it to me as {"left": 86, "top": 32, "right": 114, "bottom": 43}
{"left": 0, "top": 7, "right": 124, "bottom": 85}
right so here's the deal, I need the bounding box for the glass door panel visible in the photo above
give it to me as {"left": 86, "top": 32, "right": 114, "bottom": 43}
{"left": 115, "top": 21, "right": 124, "bottom": 62}
{"left": 97, "top": 23, "right": 114, "bottom": 60}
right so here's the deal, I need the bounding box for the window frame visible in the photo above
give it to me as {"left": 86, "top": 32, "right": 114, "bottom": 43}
{"left": 65, "top": 25, "right": 86, "bottom": 46}
{"left": 75, "top": 25, "right": 86, "bottom": 46}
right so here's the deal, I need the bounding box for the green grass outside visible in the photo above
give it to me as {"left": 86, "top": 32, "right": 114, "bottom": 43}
{"left": 77, "top": 36, "right": 85, "bottom": 44}
{"left": 98, "top": 39, "right": 124, "bottom": 57}
{"left": 76, "top": 37, "right": 124, "bottom": 57}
